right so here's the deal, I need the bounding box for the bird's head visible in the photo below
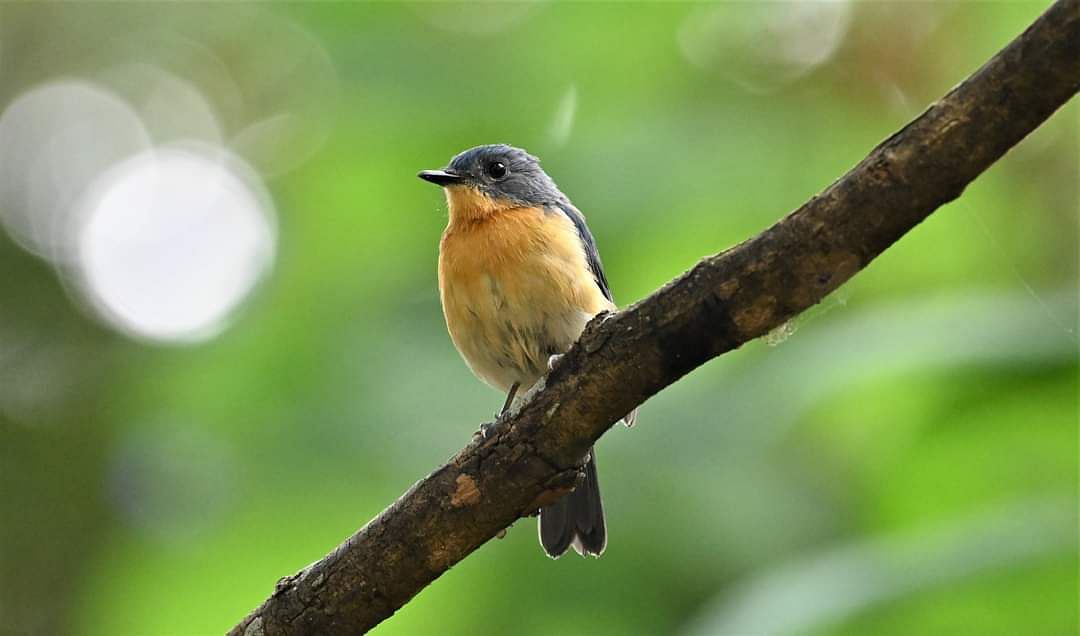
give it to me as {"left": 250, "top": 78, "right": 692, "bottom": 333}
{"left": 419, "top": 144, "right": 562, "bottom": 222}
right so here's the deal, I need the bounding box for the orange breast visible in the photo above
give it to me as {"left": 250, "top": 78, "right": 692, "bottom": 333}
{"left": 438, "top": 205, "right": 613, "bottom": 392}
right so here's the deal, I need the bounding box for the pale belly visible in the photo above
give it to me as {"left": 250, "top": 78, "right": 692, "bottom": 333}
{"left": 443, "top": 271, "right": 595, "bottom": 392}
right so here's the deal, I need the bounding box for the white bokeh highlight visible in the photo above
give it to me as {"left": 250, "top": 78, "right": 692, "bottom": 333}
{"left": 74, "top": 147, "right": 275, "bottom": 343}
{"left": 0, "top": 81, "right": 152, "bottom": 260}
{"left": 0, "top": 9, "right": 337, "bottom": 346}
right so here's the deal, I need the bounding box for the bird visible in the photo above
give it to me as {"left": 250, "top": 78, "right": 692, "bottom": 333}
{"left": 419, "top": 144, "right": 635, "bottom": 558}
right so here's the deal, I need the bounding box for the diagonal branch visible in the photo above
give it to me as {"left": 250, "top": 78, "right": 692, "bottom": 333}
{"left": 231, "top": 2, "right": 1079, "bottom": 634}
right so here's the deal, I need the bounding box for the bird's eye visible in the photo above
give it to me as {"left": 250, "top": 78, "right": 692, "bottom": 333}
{"left": 487, "top": 161, "right": 508, "bottom": 180}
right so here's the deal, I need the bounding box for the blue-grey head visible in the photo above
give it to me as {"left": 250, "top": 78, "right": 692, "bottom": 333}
{"left": 418, "top": 144, "right": 564, "bottom": 208}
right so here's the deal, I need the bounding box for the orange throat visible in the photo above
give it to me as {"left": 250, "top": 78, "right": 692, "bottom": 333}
{"left": 445, "top": 186, "right": 515, "bottom": 225}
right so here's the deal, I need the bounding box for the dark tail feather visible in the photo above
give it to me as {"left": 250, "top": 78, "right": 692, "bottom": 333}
{"left": 538, "top": 448, "right": 606, "bottom": 558}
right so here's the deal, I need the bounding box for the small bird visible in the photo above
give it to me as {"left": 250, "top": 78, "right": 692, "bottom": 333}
{"left": 419, "top": 144, "right": 634, "bottom": 558}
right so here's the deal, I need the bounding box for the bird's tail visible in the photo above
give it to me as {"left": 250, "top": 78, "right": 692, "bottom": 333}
{"left": 539, "top": 448, "right": 606, "bottom": 558}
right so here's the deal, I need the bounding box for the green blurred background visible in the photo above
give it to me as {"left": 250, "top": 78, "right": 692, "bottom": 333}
{"left": 0, "top": 2, "right": 1076, "bottom": 635}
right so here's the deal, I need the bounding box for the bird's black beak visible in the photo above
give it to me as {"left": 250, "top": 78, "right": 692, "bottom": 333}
{"left": 418, "top": 169, "right": 465, "bottom": 186}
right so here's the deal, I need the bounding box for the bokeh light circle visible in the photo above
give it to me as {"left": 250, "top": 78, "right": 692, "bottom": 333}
{"left": 73, "top": 146, "right": 276, "bottom": 343}
{"left": 96, "top": 62, "right": 224, "bottom": 147}
{"left": 0, "top": 80, "right": 152, "bottom": 260}
{"left": 213, "top": 10, "right": 341, "bottom": 177}
{"left": 678, "top": 1, "right": 853, "bottom": 93}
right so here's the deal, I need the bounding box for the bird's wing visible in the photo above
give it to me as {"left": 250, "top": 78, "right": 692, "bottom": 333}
{"left": 554, "top": 201, "right": 613, "bottom": 302}
{"left": 555, "top": 201, "right": 638, "bottom": 427}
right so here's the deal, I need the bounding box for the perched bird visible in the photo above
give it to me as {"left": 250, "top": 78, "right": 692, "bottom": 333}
{"left": 419, "top": 144, "right": 634, "bottom": 558}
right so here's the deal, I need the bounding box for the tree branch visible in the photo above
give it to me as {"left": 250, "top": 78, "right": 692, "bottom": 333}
{"left": 231, "top": 2, "right": 1079, "bottom": 634}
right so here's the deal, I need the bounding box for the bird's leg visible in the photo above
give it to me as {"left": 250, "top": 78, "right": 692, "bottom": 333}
{"left": 476, "top": 382, "right": 520, "bottom": 442}
{"left": 500, "top": 382, "right": 521, "bottom": 415}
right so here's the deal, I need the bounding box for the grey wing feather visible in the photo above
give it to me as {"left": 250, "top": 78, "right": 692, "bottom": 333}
{"left": 554, "top": 201, "right": 613, "bottom": 302}
{"left": 555, "top": 200, "right": 637, "bottom": 426}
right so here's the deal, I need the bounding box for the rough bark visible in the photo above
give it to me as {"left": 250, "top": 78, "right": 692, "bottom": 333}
{"left": 231, "top": 2, "right": 1079, "bottom": 634}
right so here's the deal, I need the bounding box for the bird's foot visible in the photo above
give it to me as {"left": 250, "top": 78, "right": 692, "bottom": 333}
{"left": 547, "top": 353, "right": 563, "bottom": 371}
{"left": 473, "top": 421, "right": 498, "bottom": 442}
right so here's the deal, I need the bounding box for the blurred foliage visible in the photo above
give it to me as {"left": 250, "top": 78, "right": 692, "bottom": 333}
{"left": 0, "top": 2, "right": 1076, "bottom": 635}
